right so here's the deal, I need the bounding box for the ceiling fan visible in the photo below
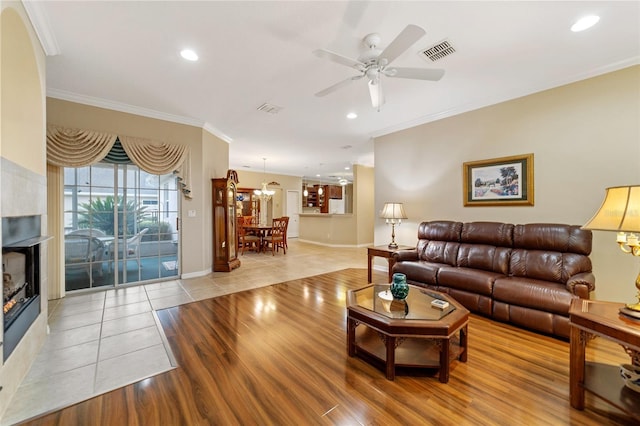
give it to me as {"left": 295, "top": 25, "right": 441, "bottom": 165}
{"left": 313, "top": 24, "right": 445, "bottom": 111}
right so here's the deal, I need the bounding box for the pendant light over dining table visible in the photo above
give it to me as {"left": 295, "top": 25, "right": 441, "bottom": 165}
{"left": 254, "top": 158, "right": 275, "bottom": 226}
{"left": 254, "top": 158, "right": 275, "bottom": 201}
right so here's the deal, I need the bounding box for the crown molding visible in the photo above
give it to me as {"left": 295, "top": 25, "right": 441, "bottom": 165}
{"left": 47, "top": 89, "right": 235, "bottom": 142}
{"left": 203, "top": 123, "right": 233, "bottom": 143}
{"left": 371, "top": 57, "right": 640, "bottom": 139}
{"left": 47, "top": 88, "right": 206, "bottom": 128}
{"left": 22, "top": 0, "right": 60, "bottom": 56}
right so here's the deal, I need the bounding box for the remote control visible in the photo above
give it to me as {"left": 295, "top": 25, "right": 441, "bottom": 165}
{"left": 431, "top": 299, "right": 449, "bottom": 310}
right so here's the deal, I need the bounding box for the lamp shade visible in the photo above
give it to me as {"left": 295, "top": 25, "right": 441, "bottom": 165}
{"left": 380, "top": 203, "right": 408, "bottom": 220}
{"left": 583, "top": 185, "right": 640, "bottom": 232}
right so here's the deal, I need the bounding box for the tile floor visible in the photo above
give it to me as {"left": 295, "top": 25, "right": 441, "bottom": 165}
{"left": 1, "top": 240, "right": 369, "bottom": 425}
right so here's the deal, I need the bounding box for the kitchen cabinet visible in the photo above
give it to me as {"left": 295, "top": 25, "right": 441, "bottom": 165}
{"left": 303, "top": 185, "right": 328, "bottom": 213}
{"left": 328, "top": 185, "right": 342, "bottom": 199}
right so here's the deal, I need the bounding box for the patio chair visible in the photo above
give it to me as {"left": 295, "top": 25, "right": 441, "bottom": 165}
{"left": 64, "top": 234, "right": 106, "bottom": 278}
{"left": 67, "top": 228, "right": 107, "bottom": 238}
{"left": 107, "top": 228, "right": 149, "bottom": 271}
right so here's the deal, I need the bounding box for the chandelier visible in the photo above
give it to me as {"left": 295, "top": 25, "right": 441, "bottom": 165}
{"left": 254, "top": 158, "right": 275, "bottom": 202}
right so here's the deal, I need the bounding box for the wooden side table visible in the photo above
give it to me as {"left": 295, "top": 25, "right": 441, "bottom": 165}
{"left": 569, "top": 299, "right": 640, "bottom": 420}
{"left": 367, "top": 245, "right": 413, "bottom": 283}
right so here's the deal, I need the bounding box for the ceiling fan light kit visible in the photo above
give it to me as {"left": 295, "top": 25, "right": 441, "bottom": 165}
{"left": 314, "top": 24, "right": 445, "bottom": 110}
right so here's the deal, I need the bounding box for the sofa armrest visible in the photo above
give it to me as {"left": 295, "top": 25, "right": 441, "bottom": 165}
{"left": 566, "top": 272, "right": 595, "bottom": 299}
{"left": 392, "top": 249, "right": 419, "bottom": 262}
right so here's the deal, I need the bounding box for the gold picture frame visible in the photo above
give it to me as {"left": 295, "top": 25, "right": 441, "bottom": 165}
{"left": 463, "top": 153, "right": 534, "bottom": 206}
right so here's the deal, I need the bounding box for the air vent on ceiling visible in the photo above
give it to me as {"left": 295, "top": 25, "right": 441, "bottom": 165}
{"left": 419, "top": 39, "right": 456, "bottom": 62}
{"left": 257, "top": 103, "right": 283, "bottom": 114}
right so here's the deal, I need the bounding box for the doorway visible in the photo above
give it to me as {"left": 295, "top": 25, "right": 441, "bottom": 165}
{"left": 286, "top": 190, "right": 300, "bottom": 238}
{"left": 63, "top": 163, "right": 180, "bottom": 291}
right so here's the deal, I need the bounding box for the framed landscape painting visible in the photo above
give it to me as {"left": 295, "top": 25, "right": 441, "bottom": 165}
{"left": 463, "top": 153, "right": 534, "bottom": 206}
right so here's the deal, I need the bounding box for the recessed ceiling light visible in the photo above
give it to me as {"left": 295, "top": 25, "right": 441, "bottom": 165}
{"left": 180, "top": 49, "right": 199, "bottom": 61}
{"left": 346, "top": 112, "right": 358, "bottom": 119}
{"left": 344, "top": 166, "right": 350, "bottom": 170}
{"left": 571, "top": 15, "right": 600, "bottom": 32}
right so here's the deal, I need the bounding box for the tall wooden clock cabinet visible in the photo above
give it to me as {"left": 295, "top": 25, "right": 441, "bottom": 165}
{"left": 212, "top": 170, "right": 240, "bottom": 272}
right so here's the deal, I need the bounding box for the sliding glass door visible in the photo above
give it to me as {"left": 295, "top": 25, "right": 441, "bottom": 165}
{"left": 64, "top": 163, "right": 179, "bottom": 291}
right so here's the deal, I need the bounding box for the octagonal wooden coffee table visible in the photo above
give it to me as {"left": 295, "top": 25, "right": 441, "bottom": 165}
{"left": 346, "top": 284, "right": 469, "bottom": 382}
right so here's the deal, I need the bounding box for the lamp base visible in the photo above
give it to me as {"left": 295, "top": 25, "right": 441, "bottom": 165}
{"left": 625, "top": 301, "right": 640, "bottom": 312}
{"left": 620, "top": 306, "right": 640, "bottom": 320}
{"left": 388, "top": 242, "right": 398, "bottom": 249}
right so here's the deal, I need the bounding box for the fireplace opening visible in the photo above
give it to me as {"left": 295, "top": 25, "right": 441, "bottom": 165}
{"left": 1, "top": 216, "right": 49, "bottom": 361}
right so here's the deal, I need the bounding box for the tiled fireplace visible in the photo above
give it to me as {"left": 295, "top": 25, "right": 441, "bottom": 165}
{"left": 0, "top": 157, "right": 49, "bottom": 417}
{"left": 2, "top": 216, "right": 48, "bottom": 361}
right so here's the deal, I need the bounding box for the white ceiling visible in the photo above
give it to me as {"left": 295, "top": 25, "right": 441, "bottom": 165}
{"left": 28, "top": 1, "right": 640, "bottom": 183}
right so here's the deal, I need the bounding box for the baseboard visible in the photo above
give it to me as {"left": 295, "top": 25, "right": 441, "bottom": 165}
{"left": 180, "top": 269, "right": 210, "bottom": 280}
{"left": 297, "top": 239, "right": 373, "bottom": 248}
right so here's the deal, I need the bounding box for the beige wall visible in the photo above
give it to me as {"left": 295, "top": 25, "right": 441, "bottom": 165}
{"left": 236, "top": 169, "right": 302, "bottom": 219}
{"left": 0, "top": 1, "right": 49, "bottom": 417}
{"left": 297, "top": 164, "right": 374, "bottom": 246}
{"left": 374, "top": 66, "right": 640, "bottom": 303}
{"left": 298, "top": 214, "right": 358, "bottom": 245}
{"left": 200, "top": 130, "right": 230, "bottom": 275}
{"left": 354, "top": 165, "right": 374, "bottom": 246}
{"left": 1, "top": 3, "right": 46, "bottom": 175}
{"left": 46, "top": 98, "right": 230, "bottom": 276}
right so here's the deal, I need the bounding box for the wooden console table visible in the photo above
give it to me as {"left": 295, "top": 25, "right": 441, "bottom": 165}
{"left": 367, "top": 245, "right": 412, "bottom": 283}
{"left": 569, "top": 299, "right": 640, "bottom": 419}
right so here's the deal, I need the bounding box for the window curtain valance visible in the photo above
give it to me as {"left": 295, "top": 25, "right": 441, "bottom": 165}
{"left": 46, "top": 124, "right": 192, "bottom": 198}
{"left": 46, "top": 125, "right": 116, "bottom": 167}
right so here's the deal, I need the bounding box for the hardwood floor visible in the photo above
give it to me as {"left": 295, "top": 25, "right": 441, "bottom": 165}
{"left": 22, "top": 268, "right": 635, "bottom": 425}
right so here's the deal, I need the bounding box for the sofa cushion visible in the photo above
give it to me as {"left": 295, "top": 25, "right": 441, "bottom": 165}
{"left": 393, "top": 260, "right": 442, "bottom": 285}
{"left": 493, "top": 276, "right": 576, "bottom": 315}
{"left": 456, "top": 244, "right": 511, "bottom": 275}
{"left": 421, "top": 241, "right": 460, "bottom": 266}
{"left": 461, "top": 222, "right": 513, "bottom": 246}
{"left": 509, "top": 249, "right": 591, "bottom": 284}
{"left": 418, "top": 220, "right": 462, "bottom": 241}
{"left": 416, "top": 221, "right": 462, "bottom": 266}
{"left": 513, "top": 223, "right": 592, "bottom": 255}
{"left": 510, "top": 249, "right": 563, "bottom": 283}
{"left": 438, "top": 266, "right": 501, "bottom": 296}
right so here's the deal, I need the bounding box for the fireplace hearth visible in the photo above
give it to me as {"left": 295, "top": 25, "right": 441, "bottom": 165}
{"left": 2, "top": 216, "right": 50, "bottom": 361}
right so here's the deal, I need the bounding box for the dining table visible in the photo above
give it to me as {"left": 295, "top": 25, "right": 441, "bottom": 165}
{"left": 241, "top": 223, "right": 272, "bottom": 252}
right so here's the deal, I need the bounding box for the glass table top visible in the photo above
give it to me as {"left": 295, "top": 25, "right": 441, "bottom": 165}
{"left": 352, "top": 284, "right": 456, "bottom": 320}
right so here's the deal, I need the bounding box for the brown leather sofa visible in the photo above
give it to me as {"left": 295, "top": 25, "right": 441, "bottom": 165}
{"left": 392, "top": 221, "right": 595, "bottom": 338}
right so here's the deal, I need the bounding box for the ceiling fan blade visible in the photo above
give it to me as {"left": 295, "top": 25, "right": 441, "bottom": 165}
{"left": 386, "top": 67, "right": 445, "bottom": 81}
{"left": 313, "top": 49, "right": 366, "bottom": 71}
{"left": 315, "top": 75, "right": 363, "bottom": 97}
{"left": 379, "top": 24, "right": 426, "bottom": 65}
{"left": 368, "top": 80, "right": 385, "bottom": 111}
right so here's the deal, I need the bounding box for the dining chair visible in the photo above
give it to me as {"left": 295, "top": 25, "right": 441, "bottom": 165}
{"left": 280, "top": 216, "right": 290, "bottom": 250}
{"left": 237, "top": 217, "right": 261, "bottom": 254}
{"left": 263, "top": 218, "right": 287, "bottom": 255}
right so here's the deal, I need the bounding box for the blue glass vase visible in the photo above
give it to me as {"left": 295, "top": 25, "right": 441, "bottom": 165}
{"left": 390, "top": 273, "right": 409, "bottom": 300}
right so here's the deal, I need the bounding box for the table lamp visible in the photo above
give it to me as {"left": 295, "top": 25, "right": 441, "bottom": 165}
{"left": 582, "top": 185, "right": 640, "bottom": 317}
{"left": 380, "top": 202, "right": 407, "bottom": 249}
